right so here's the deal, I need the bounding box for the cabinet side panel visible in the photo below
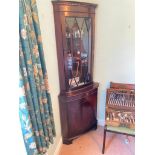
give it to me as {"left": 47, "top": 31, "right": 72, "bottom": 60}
{"left": 58, "top": 96, "right": 69, "bottom": 139}
{"left": 52, "top": 8, "right": 66, "bottom": 91}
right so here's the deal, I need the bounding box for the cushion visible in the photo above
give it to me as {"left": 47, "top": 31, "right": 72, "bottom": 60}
{"left": 106, "top": 125, "right": 135, "bottom": 135}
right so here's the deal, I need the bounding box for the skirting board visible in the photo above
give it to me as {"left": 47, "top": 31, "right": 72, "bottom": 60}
{"left": 97, "top": 119, "right": 105, "bottom": 126}
{"left": 54, "top": 138, "right": 62, "bottom": 155}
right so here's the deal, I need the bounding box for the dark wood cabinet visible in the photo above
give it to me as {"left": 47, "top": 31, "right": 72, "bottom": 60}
{"left": 52, "top": 1, "right": 99, "bottom": 144}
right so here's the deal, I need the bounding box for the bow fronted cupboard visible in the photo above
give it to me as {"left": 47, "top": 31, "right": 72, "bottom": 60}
{"left": 52, "top": 1, "right": 99, "bottom": 144}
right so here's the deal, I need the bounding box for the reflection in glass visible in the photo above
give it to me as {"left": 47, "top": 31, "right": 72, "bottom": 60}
{"left": 65, "top": 17, "right": 91, "bottom": 89}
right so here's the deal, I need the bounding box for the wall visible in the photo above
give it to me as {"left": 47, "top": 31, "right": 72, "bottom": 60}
{"left": 65, "top": 0, "right": 135, "bottom": 125}
{"left": 36, "top": 0, "right": 62, "bottom": 154}
{"left": 95, "top": 0, "right": 135, "bottom": 124}
{"left": 36, "top": 0, "right": 134, "bottom": 154}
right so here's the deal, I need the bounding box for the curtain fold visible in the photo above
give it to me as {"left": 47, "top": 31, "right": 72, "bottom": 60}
{"left": 19, "top": 0, "right": 56, "bottom": 154}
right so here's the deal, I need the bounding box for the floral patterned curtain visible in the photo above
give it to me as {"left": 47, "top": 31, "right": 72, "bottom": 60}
{"left": 19, "top": 0, "right": 56, "bottom": 154}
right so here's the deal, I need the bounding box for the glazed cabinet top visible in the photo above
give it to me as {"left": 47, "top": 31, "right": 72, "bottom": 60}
{"left": 52, "top": 1, "right": 97, "bottom": 92}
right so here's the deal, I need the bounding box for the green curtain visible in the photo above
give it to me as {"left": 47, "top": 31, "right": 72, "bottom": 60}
{"left": 19, "top": 0, "right": 56, "bottom": 154}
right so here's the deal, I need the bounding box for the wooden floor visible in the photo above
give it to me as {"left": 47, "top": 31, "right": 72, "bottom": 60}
{"left": 59, "top": 126, "right": 135, "bottom": 155}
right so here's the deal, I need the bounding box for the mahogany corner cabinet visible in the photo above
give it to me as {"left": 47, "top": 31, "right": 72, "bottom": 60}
{"left": 52, "top": 1, "right": 99, "bottom": 144}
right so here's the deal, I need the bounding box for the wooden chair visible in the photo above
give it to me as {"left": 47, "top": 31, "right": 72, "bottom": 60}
{"left": 102, "top": 82, "right": 135, "bottom": 154}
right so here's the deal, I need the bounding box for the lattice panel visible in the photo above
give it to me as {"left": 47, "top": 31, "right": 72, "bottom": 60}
{"left": 107, "top": 89, "right": 135, "bottom": 110}
{"left": 106, "top": 88, "right": 135, "bottom": 129}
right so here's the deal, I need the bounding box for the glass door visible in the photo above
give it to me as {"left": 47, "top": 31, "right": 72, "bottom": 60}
{"left": 64, "top": 17, "right": 92, "bottom": 89}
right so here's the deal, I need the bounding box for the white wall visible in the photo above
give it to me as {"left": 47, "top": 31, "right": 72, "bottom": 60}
{"left": 36, "top": 0, "right": 134, "bottom": 154}
{"left": 36, "top": 0, "right": 62, "bottom": 154}
{"left": 94, "top": 0, "right": 135, "bottom": 125}
{"left": 60, "top": 0, "right": 135, "bottom": 124}
{"left": 95, "top": 0, "right": 135, "bottom": 124}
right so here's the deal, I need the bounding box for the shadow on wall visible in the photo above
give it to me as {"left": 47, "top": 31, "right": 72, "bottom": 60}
{"left": 98, "top": 82, "right": 110, "bottom": 126}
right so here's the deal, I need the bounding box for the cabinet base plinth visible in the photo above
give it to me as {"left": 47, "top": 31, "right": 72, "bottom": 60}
{"left": 62, "top": 122, "right": 98, "bottom": 145}
{"left": 63, "top": 139, "right": 73, "bottom": 145}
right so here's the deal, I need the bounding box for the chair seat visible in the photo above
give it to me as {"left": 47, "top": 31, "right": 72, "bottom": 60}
{"left": 106, "top": 125, "right": 135, "bottom": 135}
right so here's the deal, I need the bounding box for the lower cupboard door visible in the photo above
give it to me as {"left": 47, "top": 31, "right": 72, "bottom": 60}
{"left": 68, "top": 93, "right": 97, "bottom": 137}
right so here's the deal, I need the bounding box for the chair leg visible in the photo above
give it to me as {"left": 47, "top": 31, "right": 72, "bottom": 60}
{"left": 102, "top": 128, "right": 106, "bottom": 154}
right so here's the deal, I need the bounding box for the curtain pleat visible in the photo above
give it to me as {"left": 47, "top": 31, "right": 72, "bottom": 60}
{"left": 19, "top": 0, "right": 56, "bottom": 154}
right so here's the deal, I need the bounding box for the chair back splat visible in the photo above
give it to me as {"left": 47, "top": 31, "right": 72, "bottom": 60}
{"left": 102, "top": 82, "right": 135, "bottom": 154}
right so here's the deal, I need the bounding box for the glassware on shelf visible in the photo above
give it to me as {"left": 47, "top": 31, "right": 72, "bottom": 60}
{"left": 65, "top": 17, "right": 91, "bottom": 89}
